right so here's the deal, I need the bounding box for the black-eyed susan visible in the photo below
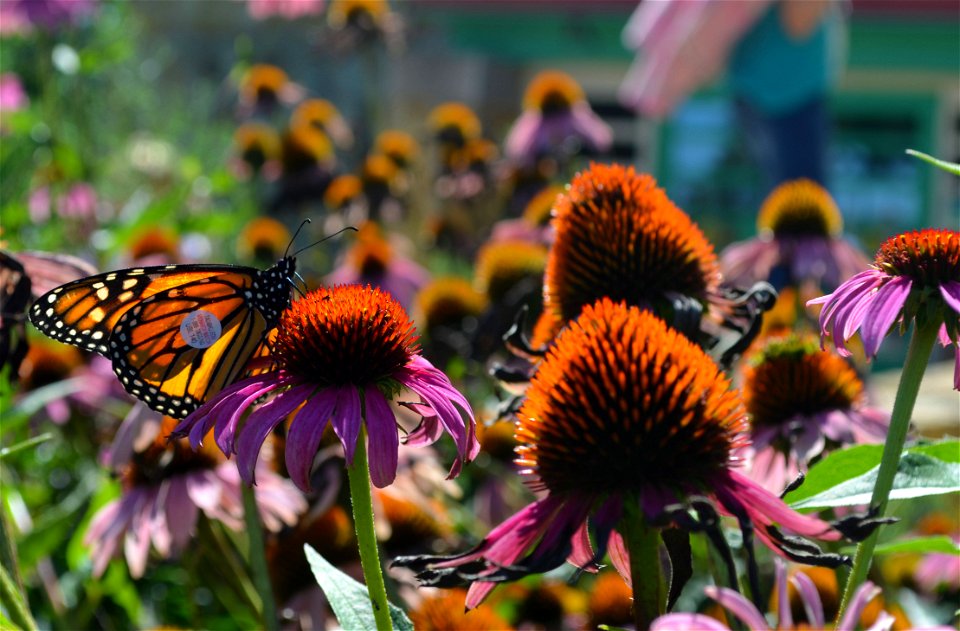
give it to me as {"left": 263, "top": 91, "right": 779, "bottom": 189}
{"left": 720, "top": 179, "right": 871, "bottom": 291}
{"left": 428, "top": 102, "right": 482, "bottom": 151}
{"left": 281, "top": 124, "right": 335, "bottom": 175}
{"left": 505, "top": 70, "right": 612, "bottom": 165}
{"left": 291, "top": 98, "right": 353, "bottom": 149}
{"left": 743, "top": 334, "right": 888, "bottom": 493}
{"left": 395, "top": 300, "right": 850, "bottom": 611}
{"left": 238, "top": 63, "right": 302, "bottom": 112}
{"left": 86, "top": 418, "right": 304, "bottom": 578}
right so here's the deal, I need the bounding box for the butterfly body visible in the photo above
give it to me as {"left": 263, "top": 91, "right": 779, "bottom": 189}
{"left": 29, "top": 257, "right": 296, "bottom": 417}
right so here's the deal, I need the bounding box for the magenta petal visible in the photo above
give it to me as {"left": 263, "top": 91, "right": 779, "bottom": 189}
{"left": 607, "top": 529, "right": 631, "bottom": 587}
{"left": 836, "top": 582, "right": 881, "bottom": 631}
{"left": 715, "top": 470, "right": 838, "bottom": 539}
{"left": 236, "top": 383, "right": 316, "bottom": 485}
{"left": 567, "top": 521, "right": 595, "bottom": 570}
{"left": 704, "top": 585, "right": 770, "bottom": 630}
{"left": 775, "top": 561, "right": 792, "bottom": 628}
{"left": 363, "top": 386, "right": 400, "bottom": 488}
{"left": 651, "top": 613, "right": 732, "bottom": 631}
{"left": 939, "top": 280, "right": 960, "bottom": 314}
{"left": 861, "top": 276, "right": 911, "bottom": 357}
{"left": 216, "top": 376, "right": 293, "bottom": 455}
{"left": 330, "top": 385, "right": 361, "bottom": 465}
{"left": 284, "top": 389, "right": 337, "bottom": 492}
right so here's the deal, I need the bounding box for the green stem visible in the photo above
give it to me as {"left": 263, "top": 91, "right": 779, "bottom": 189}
{"left": 0, "top": 563, "right": 36, "bottom": 631}
{"left": 346, "top": 424, "right": 393, "bottom": 631}
{"left": 241, "top": 483, "right": 280, "bottom": 631}
{"left": 836, "top": 320, "right": 939, "bottom": 621}
{"left": 620, "top": 501, "right": 664, "bottom": 630}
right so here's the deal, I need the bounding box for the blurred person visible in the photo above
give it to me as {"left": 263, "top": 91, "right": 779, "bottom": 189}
{"left": 621, "top": 0, "right": 845, "bottom": 189}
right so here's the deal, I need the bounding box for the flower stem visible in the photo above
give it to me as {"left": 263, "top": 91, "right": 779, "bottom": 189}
{"left": 346, "top": 425, "right": 393, "bottom": 631}
{"left": 836, "top": 319, "right": 939, "bottom": 621}
{"left": 621, "top": 502, "right": 664, "bottom": 629}
{"left": 240, "top": 483, "right": 280, "bottom": 631}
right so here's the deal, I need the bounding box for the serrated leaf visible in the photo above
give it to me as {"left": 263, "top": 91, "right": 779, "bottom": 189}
{"left": 304, "top": 544, "right": 413, "bottom": 631}
{"left": 906, "top": 149, "right": 960, "bottom": 175}
{"left": 788, "top": 451, "right": 960, "bottom": 510}
{"left": 868, "top": 535, "right": 960, "bottom": 556}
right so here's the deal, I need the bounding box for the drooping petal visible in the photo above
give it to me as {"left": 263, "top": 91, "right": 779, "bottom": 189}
{"left": 939, "top": 280, "right": 960, "bottom": 313}
{"left": 236, "top": 383, "right": 316, "bottom": 484}
{"left": 363, "top": 385, "right": 400, "bottom": 488}
{"left": 775, "top": 561, "right": 792, "bottom": 629}
{"left": 704, "top": 585, "right": 770, "bottom": 630}
{"left": 164, "top": 475, "right": 199, "bottom": 552}
{"left": 174, "top": 373, "right": 278, "bottom": 449}
{"left": 124, "top": 492, "right": 154, "bottom": 579}
{"left": 330, "top": 385, "right": 362, "bottom": 466}
{"left": 860, "top": 276, "right": 912, "bottom": 356}
{"left": 836, "top": 582, "right": 882, "bottom": 631}
{"left": 791, "top": 570, "right": 826, "bottom": 629}
{"left": 284, "top": 388, "right": 337, "bottom": 491}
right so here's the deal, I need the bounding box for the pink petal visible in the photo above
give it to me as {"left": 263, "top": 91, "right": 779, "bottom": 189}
{"left": 651, "top": 613, "right": 732, "bottom": 631}
{"left": 836, "top": 582, "right": 881, "bottom": 631}
{"left": 236, "top": 383, "right": 316, "bottom": 484}
{"left": 284, "top": 388, "right": 337, "bottom": 492}
{"left": 330, "top": 385, "right": 361, "bottom": 466}
{"left": 363, "top": 386, "right": 400, "bottom": 488}
{"left": 791, "top": 570, "right": 825, "bottom": 629}
{"left": 860, "top": 276, "right": 912, "bottom": 356}
{"left": 775, "top": 561, "right": 792, "bottom": 629}
{"left": 939, "top": 280, "right": 960, "bottom": 314}
{"left": 704, "top": 585, "right": 770, "bottom": 630}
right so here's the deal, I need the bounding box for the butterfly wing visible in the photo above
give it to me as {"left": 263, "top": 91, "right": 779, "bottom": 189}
{"left": 0, "top": 252, "right": 32, "bottom": 376}
{"left": 108, "top": 271, "right": 271, "bottom": 417}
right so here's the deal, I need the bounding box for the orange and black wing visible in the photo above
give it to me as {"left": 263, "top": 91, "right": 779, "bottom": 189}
{"left": 107, "top": 270, "right": 271, "bottom": 417}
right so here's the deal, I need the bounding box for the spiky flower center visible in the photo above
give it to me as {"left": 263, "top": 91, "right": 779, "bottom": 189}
{"left": 757, "top": 179, "right": 843, "bottom": 238}
{"left": 408, "top": 589, "right": 510, "bottom": 631}
{"left": 543, "top": 164, "right": 720, "bottom": 335}
{"left": 743, "top": 336, "right": 863, "bottom": 428}
{"left": 874, "top": 228, "right": 960, "bottom": 287}
{"left": 515, "top": 299, "right": 747, "bottom": 495}
{"left": 275, "top": 285, "right": 418, "bottom": 386}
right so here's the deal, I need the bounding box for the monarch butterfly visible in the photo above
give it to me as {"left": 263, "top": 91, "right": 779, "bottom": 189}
{"left": 28, "top": 256, "right": 297, "bottom": 418}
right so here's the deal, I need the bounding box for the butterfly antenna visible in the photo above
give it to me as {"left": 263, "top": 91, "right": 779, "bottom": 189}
{"left": 292, "top": 226, "right": 358, "bottom": 258}
{"left": 287, "top": 276, "right": 306, "bottom": 298}
{"left": 294, "top": 271, "right": 309, "bottom": 294}
{"left": 284, "top": 218, "right": 313, "bottom": 258}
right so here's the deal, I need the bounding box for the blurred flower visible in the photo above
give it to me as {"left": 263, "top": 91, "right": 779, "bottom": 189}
{"left": 535, "top": 163, "right": 721, "bottom": 346}
{"left": 361, "top": 153, "right": 406, "bottom": 222}
{"left": 407, "top": 589, "right": 513, "bottom": 631}
{"left": 236, "top": 216, "right": 291, "bottom": 265}
{"left": 809, "top": 228, "right": 960, "bottom": 389}
{"left": 415, "top": 277, "right": 487, "bottom": 334}
{"left": 497, "top": 579, "right": 584, "bottom": 630}
{"left": 721, "top": 179, "right": 870, "bottom": 292}
{"left": 324, "top": 174, "right": 364, "bottom": 212}
{"left": 238, "top": 63, "right": 303, "bottom": 114}
{"left": 428, "top": 102, "right": 482, "bottom": 159}
{"left": 474, "top": 240, "right": 547, "bottom": 306}
{"left": 281, "top": 124, "right": 335, "bottom": 174}
{"left": 650, "top": 561, "right": 894, "bottom": 631}
{"left": 233, "top": 122, "right": 282, "bottom": 177}
{"left": 375, "top": 129, "right": 419, "bottom": 170}
{"left": 247, "top": 0, "right": 325, "bottom": 20}
{"left": 505, "top": 70, "right": 612, "bottom": 167}
{"left": 915, "top": 538, "right": 960, "bottom": 594}
{"left": 18, "top": 339, "right": 84, "bottom": 424}
{"left": 86, "top": 420, "right": 304, "bottom": 578}
{"left": 326, "top": 0, "right": 401, "bottom": 50}
{"left": 435, "top": 138, "right": 498, "bottom": 203}
{"left": 0, "top": 0, "right": 96, "bottom": 33}
{"left": 490, "top": 183, "right": 561, "bottom": 245}
{"left": 327, "top": 223, "right": 430, "bottom": 311}
{"left": 29, "top": 183, "right": 99, "bottom": 234}
{"left": 395, "top": 300, "right": 847, "bottom": 608}
{"left": 0, "top": 73, "right": 28, "bottom": 113}
{"left": 175, "top": 284, "right": 478, "bottom": 490}
{"left": 127, "top": 226, "right": 180, "bottom": 266}
{"left": 291, "top": 98, "right": 354, "bottom": 149}
{"left": 743, "top": 334, "right": 888, "bottom": 493}
{"left": 586, "top": 571, "right": 634, "bottom": 630}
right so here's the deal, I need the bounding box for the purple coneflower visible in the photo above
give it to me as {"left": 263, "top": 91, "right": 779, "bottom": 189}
{"left": 505, "top": 70, "right": 612, "bottom": 166}
{"left": 650, "top": 561, "right": 894, "bottom": 631}
{"left": 86, "top": 423, "right": 304, "bottom": 578}
{"left": 809, "top": 228, "right": 960, "bottom": 389}
{"left": 742, "top": 334, "right": 888, "bottom": 493}
{"left": 174, "top": 284, "right": 477, "bottom": 491}
{"left": 394, "top": 300, "right": 848, "bottom": 611}
{"left": 720, "top": 179, "right": 871, "bottom": 292}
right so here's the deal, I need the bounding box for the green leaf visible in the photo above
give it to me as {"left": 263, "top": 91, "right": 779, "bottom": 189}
{"left": 906, "top": 149, "right": 960, "bottom": 175}
{"left": 304, "top": 544, "right": 413, "bottom": 631}
{"left": 0, "top": 434, "right": 54, "bottom": 460}
{"left": 869, "top": 535, "right": 960, "bottom": 556}
{"left": 786, "top": 442, "right": 960, "bottom": 510}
